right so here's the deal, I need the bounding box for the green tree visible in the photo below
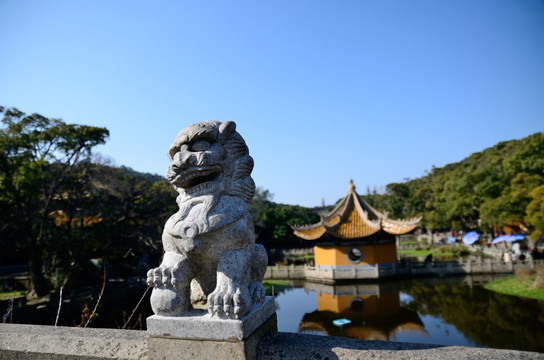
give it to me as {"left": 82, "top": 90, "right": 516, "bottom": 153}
{"left": 0, "top": 107, "right": 109, "bottom": 298}
{"left": 89, "top": 165, "right": 177, "bottom": 276}
{"left": 480, "top": 173, "right": 544, "bottom": 232}
{"left": 383, "top": 182, "right": 412, "bottom": 219}
{"left": 249, "top": 187, "right": 319, "bottom": 251}
{"left": 249, "top": 186, "right": 274, "bottom": 230}
{"left": 406, "top": 133, "right": 543, "bottom": 233}
{"left": 526, "top": 185, "right": 544, "bottom": 243}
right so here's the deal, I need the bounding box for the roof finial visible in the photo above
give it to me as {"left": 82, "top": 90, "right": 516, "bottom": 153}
{"left": 348, "top": 179, "right": 355, "bottom": 192}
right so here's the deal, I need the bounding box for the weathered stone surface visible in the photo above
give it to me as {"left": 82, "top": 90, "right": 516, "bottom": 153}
{"left": 1, "top": 323, "right": 543, "bottom": 360}
{"left": 257, "top": 332, "right": 544, "bottom": 360}
{"left": 0, "top": 323, "right": 147, "bottom": 360}
{"left": 146, "top": 121, "right": 267, "bottom": 320}
{"left": 148, "top": 337, "right": 249, "bottom": 360}
{"left": 147, "top": 296, "right": 276, "bottom": 340}
{"left": 148, "top": 313, "right": 277, "bottom": 360}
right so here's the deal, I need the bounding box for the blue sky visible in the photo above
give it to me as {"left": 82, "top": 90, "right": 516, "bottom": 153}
{"left": 1, "top": 1, "right": 543, "bottom": 207}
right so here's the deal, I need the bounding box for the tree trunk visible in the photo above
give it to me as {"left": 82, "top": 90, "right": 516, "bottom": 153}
{"left": 26, "top": 236, "right": 49, "bottom": 299}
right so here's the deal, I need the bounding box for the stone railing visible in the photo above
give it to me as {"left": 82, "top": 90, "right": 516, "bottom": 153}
{"left": 410, "top": 258, "right": 544, "bottom": 276}
{"left": 263, "top": 264, "right": 305, "bottom": 279}
{"left": 265, "top": 259, "right": 544, "bottom": 282}
{"left": 0, "top": 323, "right": 541, "bottom": 360}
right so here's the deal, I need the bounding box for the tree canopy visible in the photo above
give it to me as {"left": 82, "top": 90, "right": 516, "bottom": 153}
{"left": 361, "top": 132, "right": 544, "bottom": 241}
{"left": 0, "top": 106, "right": 110, "bottom": 297}
{"left": 249, "top": 187, "right": 320, "bottom": 253}
{"left": 0, "top": 107, "right": 179, "bottom": 298}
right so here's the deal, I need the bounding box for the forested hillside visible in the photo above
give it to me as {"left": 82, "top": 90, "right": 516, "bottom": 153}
{"left": 362, "top": 132, "right": 544, "bottom": 241}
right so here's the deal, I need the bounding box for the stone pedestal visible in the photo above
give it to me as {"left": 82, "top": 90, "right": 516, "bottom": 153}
{"left": 147, "top": 296, "right": 276, "bottom": 360}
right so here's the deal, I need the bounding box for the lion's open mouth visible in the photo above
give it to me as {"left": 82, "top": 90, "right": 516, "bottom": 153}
{"left": 173, "top": 165, "right": 222, "bottom": 191}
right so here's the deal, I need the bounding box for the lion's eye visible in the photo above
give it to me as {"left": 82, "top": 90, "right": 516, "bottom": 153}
{"left": 191, "top": 140, "right": 211, "bottom": 152}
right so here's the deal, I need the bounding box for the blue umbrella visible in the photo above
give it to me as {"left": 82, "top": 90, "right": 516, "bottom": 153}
{"left": 462, "top": 231, "right": 479, "bottom": 244}
{"left": 332, "top": 318, "right": 351, "bottom": 327}
{"left": 492, "top": 234, "right": 525, "bottom": 244}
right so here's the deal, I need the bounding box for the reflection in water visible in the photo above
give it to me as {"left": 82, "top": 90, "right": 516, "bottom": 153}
{"left": 272, "top": 276, "right": 544, "bottom": 353}
{"left": 299, "top": 283, "right": 426, "bottom": 341}
{"left": 401, "top": 277, "right": 544, "bottom": 352}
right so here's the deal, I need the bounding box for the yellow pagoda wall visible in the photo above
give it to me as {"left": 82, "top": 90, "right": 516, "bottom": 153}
{"left": 314, "top": 243, "right": 397, "bottom": 266}
{"left": 316, "top": 291, "right": 400, "bottom": 316}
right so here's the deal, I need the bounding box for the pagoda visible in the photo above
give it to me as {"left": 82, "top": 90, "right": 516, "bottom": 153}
{"left": 292, "top": 180, "right": 421, "bottom": 282}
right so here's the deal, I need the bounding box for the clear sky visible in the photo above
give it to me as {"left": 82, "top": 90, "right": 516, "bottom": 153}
{"left": 1, "top": 1, "right": 543, "bottom": 207}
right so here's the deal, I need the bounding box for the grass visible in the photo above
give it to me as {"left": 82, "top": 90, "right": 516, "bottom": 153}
{"left": 290, "top": 254, "right": 315, "bottom": 259}
{"left": 399, "top": 240, "right": 419, "bottom": 245}
{"left": 262, "top": 279, "right": 292, "bottom": 295}
{"left": 398, "top": 244, "right": 474, "bottom": 259}
{"left": 397, "top": 249, "right": 456, "bottom": 258}
{"left": 0, "top": 290, "right": 26, "bottom": 300}
{"left": 484, "top": 276, "right": 544, "bottom": 301}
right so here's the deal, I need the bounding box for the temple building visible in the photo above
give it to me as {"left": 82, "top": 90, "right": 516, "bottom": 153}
{"left": 292, "top": 180, "right": 421, "bottom": 282}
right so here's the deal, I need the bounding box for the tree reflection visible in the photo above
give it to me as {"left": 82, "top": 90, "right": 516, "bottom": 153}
{"left": 402, "top": 278, "right": 544, "bottom": 352}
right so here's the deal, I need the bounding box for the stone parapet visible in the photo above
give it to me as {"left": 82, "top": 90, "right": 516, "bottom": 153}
{"left": 1, "top": 323, "right": 543, "bottom": 360}
{"left": 257, "top": 332, "right": 543, "bottom": 360}
{"left": 0, "top": 323, "right": 147, "bottom": 360}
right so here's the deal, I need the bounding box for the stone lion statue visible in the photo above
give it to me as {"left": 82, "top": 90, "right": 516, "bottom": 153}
{"left": 147, "top": 121, "right": 267, "bottom": 319}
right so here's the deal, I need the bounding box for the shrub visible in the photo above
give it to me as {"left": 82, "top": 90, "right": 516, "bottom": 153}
{"left": 533, "top": 265, "right": 544, "bottom": 289}
{"left": 515, "top": 268, "right": 532, "bottom": 282}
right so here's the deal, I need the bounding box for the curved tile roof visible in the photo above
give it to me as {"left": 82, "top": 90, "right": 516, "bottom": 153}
{"left": 292, "top": 180, "right": 421, "bottom": 241}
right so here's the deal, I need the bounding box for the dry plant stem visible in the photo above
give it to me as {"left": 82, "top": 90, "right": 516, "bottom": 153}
{"left": 85, "top": 265, "right": 106, "bottom": 328}
{"left": 54, "top": 286, "right": 63, "bottom": 326}
{"left": 2, "top": 296, "right": 14, "bottom": 323}
{"left": 133, "top": 313, "right": 143, "bottom": 330}
{"left": 122, "top": 286, "right": 150, "bottom": 329}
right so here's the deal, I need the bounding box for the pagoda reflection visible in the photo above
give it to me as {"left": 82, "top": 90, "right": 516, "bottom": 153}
{"left": 299, "top": 282, "right": 426, "bottom": 341}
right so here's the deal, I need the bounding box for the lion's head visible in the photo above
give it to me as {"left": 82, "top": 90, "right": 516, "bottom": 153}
{"left": 166, "top": 121, "right": 255, "bottom": 204}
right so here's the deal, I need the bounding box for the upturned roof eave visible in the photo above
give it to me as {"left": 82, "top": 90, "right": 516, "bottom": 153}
{"left": 292, "top": 180, "right": 422, "bottom": 240}
{"left": 320, "top": 190, "right": 351, "bottom": 223}
{"left": 352, "top": 192, "right": 382, "bottom": 229}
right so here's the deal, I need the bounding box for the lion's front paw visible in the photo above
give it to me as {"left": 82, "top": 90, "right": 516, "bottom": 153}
{"left": 147, "top": 264, "right": 191, "bottom": 316}
{"left": 207, "top": 285, "right": 251, "bottom": 320}
{"left": 146, "top": 265, "right": 181, "bottom": 289}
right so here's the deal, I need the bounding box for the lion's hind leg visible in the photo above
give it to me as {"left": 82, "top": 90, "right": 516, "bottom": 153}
{"left": 249, "top": 244, "right": 267, "bottom": 303}
{"left": 190, "top": 272, "right": 216, "bottom": 310}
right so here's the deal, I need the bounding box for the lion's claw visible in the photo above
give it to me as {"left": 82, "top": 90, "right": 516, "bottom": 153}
{"left": 208, "top": 285, "right": 251, "bottom": 319}
{"left": 147, "top": 266, "right": 179, "bottom": 289}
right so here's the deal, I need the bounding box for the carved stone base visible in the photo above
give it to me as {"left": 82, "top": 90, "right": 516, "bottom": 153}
{"left": 147, "top": 296, "right": 276, "bottom": 360}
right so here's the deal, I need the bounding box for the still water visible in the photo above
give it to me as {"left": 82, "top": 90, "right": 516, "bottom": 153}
{"left": 271, "top": 276, "right": 544, "bottom": 353}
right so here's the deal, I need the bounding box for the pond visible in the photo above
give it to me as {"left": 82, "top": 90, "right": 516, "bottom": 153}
{"left": 272, "top": 275, "right": 544, "bottom": 353}
{"left": 3, "top": 275, "right": 543, "bottom": 353}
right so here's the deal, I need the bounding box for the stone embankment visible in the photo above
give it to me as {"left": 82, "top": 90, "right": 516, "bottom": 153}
{"left": 1, "top": 323, "right": 542, "bottom": 360}
{"left": 264, "top": 259, "right": 544, "bottom": 281}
